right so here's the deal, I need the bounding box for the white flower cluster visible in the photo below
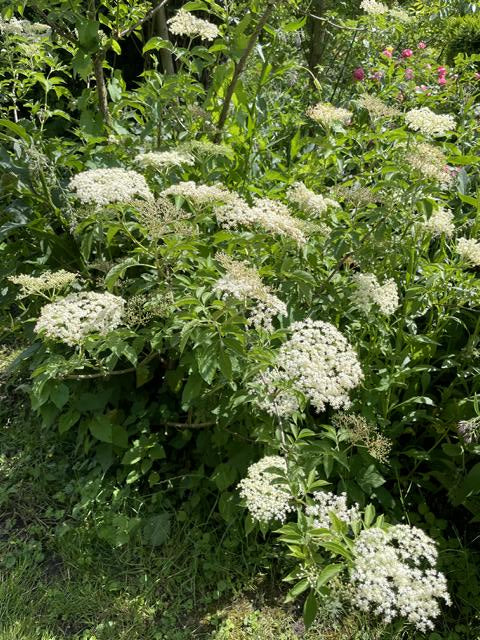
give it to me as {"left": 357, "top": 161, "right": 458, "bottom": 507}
{"left": 35, "top": 291, "right": 125, "bottom": 346}
{"left": 306, "top": 491, "right": 360, "bottom": 530}
{"left": 351, "top": 525, "right": 451, "bottom": 631}
{"left": 423, "top": 208, "right": 454, "bottom": 237}
{"left": 405, "top": 108, "right": 456, "bottom": 137}
{"left": 457, "top": 237, "right": 480, "bottom": 267}
{"left": 255, "top": 319, "right": 363, "bottom": 417}
{"left": 408, "top": 143, "right": 455, "bottom": 188}
{"left": 216, "top": 196, "right": 309, "bottom": 245}
{"left": 69, "top": 168, "right": 153, "bottom": 206}
{"left": 307, "top": 102, "right": 352, "bottom": 127}
{"left": 167, "top": 9, "right": 219, "bottom": 41}
{"left": 238, "top": 456, "right": 294, "bottom": 523}
{"left": 351, "top": 273, "right": 399, "bottom": 316}
{"left": 357, "top": 94, "right": 400, "bottom": 119}
{"left": 9, "top": 270, "right": 77, "bottom": 297}
{"left": 389, "top": 7, "right": 412, "bottom": 21}
{"left": 134, "top": 150, "right": 194, "bottom": 169}
{"left": 0, "top": 17, "right": 51, "bottom": 39}
{"left": 286, "top": 182, "right": 340, "bottom": 217}
{"left": 161, "top": 181, "right": 232, "bottom": 206}
{"left": 214, "top": 254, "right": 287, "bottom": 331}
{"left": 179, "top": 140, "right": 231, "bottom": 157}
{"left": 360, "top": 0, "right": 389, "bottom": 14}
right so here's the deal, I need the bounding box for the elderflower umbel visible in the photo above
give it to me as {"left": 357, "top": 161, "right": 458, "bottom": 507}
{"left": 214, "top": 254, "right": 287, "bottom": 332}
{"left": 408, "top": 142, "right": 455, "bottom": 188}
{"left": 351, "top": 273, "right": 399, "bottom": 315}
{"left": 167, "top": 9, "right": 219, "bottom": 41}
{"left": 360, "top": 0, "right": 389, "bottom": 14}
{"left": 357, "top": 94, "right": 401, "bottom": 119}
{"left": 134, "top": 150, "right": 194, "bottom": 169}
{"left": 238, "top": 456, "right": 294, "bottom": 523}
{"left": 457, "top": 237, "right": 480, "bottom": 267}
{"left": 9, "top": 270, "right": 77, "bottom": 298}
{"left": 0, "top": 17, "right": 51, "bottom": 39}
{"left": 179, "top": 140, "right": 232, "bottom": 157}
{"left": 286, "top": 182, "right": 340, "bottom": 216}
{"left": 254, "top": 319, "right": 363, "bottom": 418}
{"left": 69, "top": 168, "right": 153, "bottom": 206}
{"left": 161, "top": 181, "right": 233, "bottom": 206}
{"left": 35, "top": 291, "right": 125, "bottom": 346}
{"left": 423, "top": 208, "right": 454, "bottom": 237}
{"left": 351, "top": 525, "right": 451, "bottom": 632}
{"left": 306, "top": 491, "right": 360, "bottom": 530}
{"left": 405, "top": 108, "right": 456, "bottom": 137}
{"left": 307, "top": 102, "right": 352, "bottom": 127}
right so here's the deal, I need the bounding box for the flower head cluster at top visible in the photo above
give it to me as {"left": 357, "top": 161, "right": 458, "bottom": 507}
{"left": 457, "top": 417, "right": 480, "bottom": 445}
{"left": 238, "top": 456, "right": 294, "bottom": 523}
{"left": 407, "top": 142, "right": 455, "bottom": 189}
{"left": 456, "top": 237, "right": 480, "bottom": 267}
{"left": 357, "top": 94, "right": 401, "bottom": 119}
{"left": 9, "top": 270, "right": 77, "bottom": 298}
{"left": 134, "top": 150, "right": 194, "bottom": 170}
{"left": 69, "top": 168, "right": 153, "bottom": 206}
{"left": 167, "top": 9, "right": 219, "bottom": 41}
{"left": 405, "top": 107, "right": 456, "bottom": 137}
{"left": 214, "top": 254, "right": 287, "bottom": 332}
{"left": 350, "top": 525, "right": 451, "bottom": 631}
{"left": 306, "top": 491, "right": 360, "bottom": 530}
{"left": 161, "top": 180, "right": 232, "bottom": 206}
{"left": 0, "top": 16, "right": 51, "bottom": 39}
{"left": 286, "top": 181, "right": 340, "bottom": 217}
{"left": 351, "top": 272, "right": 399, "bottom": 316}
{"left": 254, "top": 319, "right": 363, "bottom": 418}
{"left": 35, "top": 291, "right": 125, "bottom": 346}
{"left": 307, "top": 102, "right": 352, "bottom": 127}
{"left": 423, "top": 208, "right": 455, "bottom": 237}
{"left": 360, "top": 0, "right": 410, "bottom": 20}
{"left": 179, "top": 140, "right": 232, "bottom": 157}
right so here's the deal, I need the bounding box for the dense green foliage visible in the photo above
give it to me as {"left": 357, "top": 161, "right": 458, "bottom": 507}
{"left": 1, "top": 0, "right": 480, "bottom": 638}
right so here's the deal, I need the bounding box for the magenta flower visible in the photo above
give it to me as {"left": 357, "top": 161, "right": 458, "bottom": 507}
{"left": 401, "top": 49, "right": 413, "bottom": 58}
{"left": 418, "top": 41, "right": 427, "bottom": 49}
{"left": 382, "top": 48, "right": 393, "bottom": 58}
{"left": 438, "top": 76, "right": 447, "bottom": 86}
{"left": 437, "top": 66, "right": 447, "bottom": 76}
{"left": 353, "top": 67, "right": 365, "bottom": 81}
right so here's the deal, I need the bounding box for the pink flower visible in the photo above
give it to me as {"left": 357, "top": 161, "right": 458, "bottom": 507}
{"left": 405, "top": 68, "right": 414, "bottom": 80}
{"left": 438, "top": 76, "right": 447, "bottom": 86}
{"left": 382, "top": 48, "right": 393, "bottom": 58}
{"left": 418, "top": 41, "right": 427, "bottom": 49}
{"left": 475, "top": 72, "right": 480, "bottom": 80}
{"left": 401, "top": 49, "right": 413, "bottom": 58}
{"left": 353, "top": 67, "right": 365, "bottom": 81}
{"left": 437, "top": 66, "right": 447, "bottom": 76}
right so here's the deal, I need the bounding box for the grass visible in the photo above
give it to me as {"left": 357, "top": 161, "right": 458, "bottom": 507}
{"left": 0, "top": 385, "right": 478, "bottom": 640}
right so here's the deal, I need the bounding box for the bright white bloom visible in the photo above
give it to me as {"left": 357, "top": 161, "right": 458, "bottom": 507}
{"left": 0, "top": 17, "right": 51, "bottom": 39}
{"left": 69, "top": 168, "right": 153, "bottom": 206}
{"left": 351, "top": 273, "right": 399, "bottom": 316}
{"left": 360, "top": 0, "right": 389, "bottom": 14}
{"left": 35, "top": 291, "right": 125, "bottom": 346}
{"left": 357, "top": 94, "right": 401, "bottom": 119}
{"left": 161, "top": 181, "right": 233, "bottom": 205}
{"left": 167, "top": 9, "right": 219, "bottom": 41}
{"left": 389, "top": 7, "right": 412, "bottom": 21}
{"left": 216, "top": 196, "right": 309, "bottom": 245}
{"left": 214, "top": 254, "right": 287, "bottom": 332}
{"left": 457, "top": 237, "right": 480, "bottom": 267}
{"left": 238, "top": 456, "right": 294, "bottom": 523}
{"left": 179, "top": 140, "right": 232, "bottom": 157}
{"left": 307, "top": 102, "right": 352, "bottom": 127}
{"left": 408, "top": 143, "right": 455, "bottom": 188}
{"left": 423, "top": 208, "right": 454, "bottom": 237}
{"left": 405, "top": 108, "right": 456, "bottom": 137}
{"left": 287, "top": 182, "right": 340, "bottom": 216}
{"left": 306, "top": 491, "right": 360, "bottom": 530}
{"left": 254, "top": 319, "right": 363, "bottom": 417}
{"left": 134, "top": 151, "right": 194, "bottom": 169}
{"left": 9, "top": 270, "right": 77, "bottom": 297}
{"left": 351, "top": 525, "right": 451, "bottom": 632}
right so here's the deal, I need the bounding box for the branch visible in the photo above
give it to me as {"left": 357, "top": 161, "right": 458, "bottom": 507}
{"left": 63, "top": 351, "right": 158, "bottom": 380}
{"left": 118, "top": 0, "right": 170, "bottom": 39}
{"left": 213, "top": 1, "right": 274, "bottom": 142}
{"left": 30, "top": 5, "right": 78, "bottom": 44}
{"left": 163, "top": 420, "right": 216, "bottom": 429}
{"left": 307, "top": 13, "right": 367, "bottom": 32}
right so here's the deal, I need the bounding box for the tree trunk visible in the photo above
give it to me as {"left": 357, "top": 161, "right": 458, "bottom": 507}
{"left": 93, "top": 53, "right": 111, "bottom": 126}
{"left": 154, "top": 4, "right": 175, "bottom": 74}
{"left": 308, "top": 0, "right": 328, "bottom": 77}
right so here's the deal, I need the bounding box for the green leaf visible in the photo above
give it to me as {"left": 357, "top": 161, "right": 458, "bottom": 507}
{"left": 143, "top": 37, "right": 174, "bottom": 54}
{"left": 303, "top": 591, "right": 318, "bottom": 629}
{"left": 89, "top": 416, "right": 113, "bottom": 443}
{"left": 143, "top": 513, "right": 171, "bottom": 547}
{"left": 50, "top": 383, "right": 70, "bottom": 410}
{"left": 58, "top": 408, "right": 81, "bottom": 434}
{"left": 182, "top": 373, "right": 203, "bottom": 405}
{"left": 317, "top": 563, "right": 344, "bottom": 587}
{"left": 77, "top": 20, "right": 99, "bottom": 51}
{"left": 364, "top": 503, "right": 376, "bottom": 527}
{"left": 285, "top": 578, "right": 309, "bottom": 602}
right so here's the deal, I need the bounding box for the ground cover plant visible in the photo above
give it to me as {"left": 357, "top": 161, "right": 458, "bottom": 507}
{"left": 0, "top": 0, "right": 480, "bottom": 638}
